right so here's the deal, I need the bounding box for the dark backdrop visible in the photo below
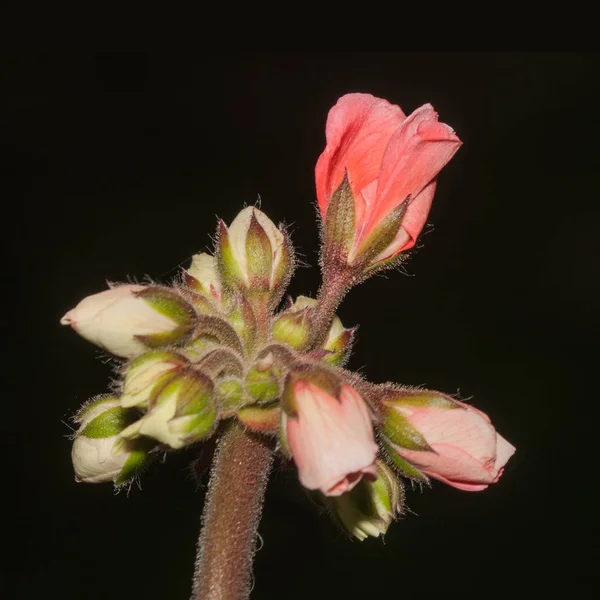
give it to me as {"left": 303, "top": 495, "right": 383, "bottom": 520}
{"left": 5, "top": 52, "right": 598, "bottom": 598}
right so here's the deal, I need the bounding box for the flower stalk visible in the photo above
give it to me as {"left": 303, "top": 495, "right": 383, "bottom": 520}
{"left": 191, "top": 421, "right": 273, "bottom": 600}
{"left": 306, "top": 270, "right": 352, "bottom": 350}
{"left": 59, "top": 92, "right": 515, "bottom": 600}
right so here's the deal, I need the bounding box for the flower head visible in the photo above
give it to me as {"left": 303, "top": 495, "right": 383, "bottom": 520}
{"left": 316, "top": 93, "right": 461, "bottom": 265}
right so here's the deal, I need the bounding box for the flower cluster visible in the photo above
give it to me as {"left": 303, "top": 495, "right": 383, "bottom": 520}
{"left": 62, "top": 93, "right": 514, "bottom": 540}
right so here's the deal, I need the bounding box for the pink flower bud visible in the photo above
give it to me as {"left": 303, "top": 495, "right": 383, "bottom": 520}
{"left": 316, "top": 93, "right": 462, "bottom": 265}
{"left": 284, "top": 381, "right": 377, "bottom": 496}
{"left": 386, "top": 399, "right": 515, "bottom": 491}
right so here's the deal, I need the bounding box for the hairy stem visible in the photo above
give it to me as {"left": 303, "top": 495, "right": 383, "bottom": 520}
{"left": 307, "top": 270, "right": 353, "bottom": 349}
{"left": 191, "top": 421, "right": 274, "bottom": 600}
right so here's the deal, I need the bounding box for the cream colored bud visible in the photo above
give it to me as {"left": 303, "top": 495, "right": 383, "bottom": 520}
{"left": 61, "top": 285, "right": 197, "bottom": 358}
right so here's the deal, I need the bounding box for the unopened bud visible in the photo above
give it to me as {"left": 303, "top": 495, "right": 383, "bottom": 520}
{"left": 272, "top": 296, "right": 354, "bottom": 363}
{"left": 328, "top": 460, "right": 402, "bottom": 541}
{"left": 380, "top": 388, "right": 516, "bottom": 491}
{"left": 183, "top": 253, "right": 223, "bottom": 303}
{"left": 215, "top": 377, "right": 244, "bottom": 415}
{"left": 245, "top": 363, "right": 282, "bottom": 403}
{"left": 61, "top": 285, "right": 198, "bottom": 358}
{"left": 237, "top": 403, "right": 281, "bottom": 432}
{"left": 217, "top": 207, "right": 293, "bottom": 302}
{"left": 71, "top": 397, "right": 153, "bottom": 485}
{"left": 271, "top": 308, "right": 311, "bottom": 349}
{"left": 120, "top": 350, "right": 189, "bottom": 408}
{"left": 281, "top": 368, "right": 378, "bottom": 496}
{"left": 120, "top": 370, "right": 216, "bottom": 450}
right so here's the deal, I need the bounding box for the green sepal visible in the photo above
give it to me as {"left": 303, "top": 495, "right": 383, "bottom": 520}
{"left": 375, "top": 459, "right": 404, "bottom": 515}
{"left": 384, "top": 393, "right": 459, "bottom": 410}
{"left": 183, "top": 333, "right": 221, "bottom": 362}
{"left": 279, "top": 412, "right": 291, "bottom": 457}
{"left": 237, "top": 403, "right": 280, "bottom": 432}
{"left": 381, "top": 407, "right": 433, "bottom": 451}
{"left": 281, "top": 365, "right": 341, "bottom": 417}
{"left": 322, "top": 326, "right": 356, "bottom": 366}
{"left": 245, "top": 366, "right": 282, "bottom": 403}
{"left": 136, "top": 286, "right": 197, "bottom": 326}
{"left": 351, "top": 198, "right": 408, "bottom": 266}
{"left": 75, "top": 396, "right": 120, "bottom": 423}
{"left": 217, "top": 220, "right": 247, "bottom": 289}
{"left": 193, "top": 347, "right": 244, "bottom": 378}
{"left": 381, "top": 440, "right": 430, "bottom": 483}
{"left": 323, "top": 173, "right": 356, "bottom": 264}
{"left": 177, "top": 287, "right": 216, "bottom": 314}
{"left": 81, "top": 406, "right": 137, "bottom": 439}
{"left": 215, "top": 377, "right": 245, "bottom": 414}
{"left": 347, "top": 478, "right": 387, "bottom": 522}
{"left": 360, "top": 251, "right": 407, "bottom": 279}
{"left": 126, "top": 349, "right": 188, "bottom": 371}
{"left": 271, "top": 309, "right": 311, "bottom": 349}
{"left": 270, "top": 226, "right": 294, "bottom": 307}
{"left": 115, "top": 437, "right": 156, "bottom": 485}
{"left": 227, "top": 295, "right": 257, "bottom": 354}
{"left": 195, "top": 314, "right": 245, "bottom": 356}
{"left": 165, "top": 370, "right": 214, "bottom": 417}
{"left": 175, "top": 404, "right": 218, "bottom": 443}
{"left": 246, "top": 211, "right": 273, "bottom": 289}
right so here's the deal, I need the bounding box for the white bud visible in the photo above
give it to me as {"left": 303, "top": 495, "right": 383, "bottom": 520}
{"left": 227, "top": 207, "right": 284, "bottom": 286}
{"left": 71, "top": 398, "right": 150, "bottom": 484}
{"left": 185, "top": 253, "right": 222, "bottom": 301}
{"left": 120, "top": 371, "right": 216, "bottom": 450}
{"left": 61, "top": 285, "right": 196, "bottom": 358}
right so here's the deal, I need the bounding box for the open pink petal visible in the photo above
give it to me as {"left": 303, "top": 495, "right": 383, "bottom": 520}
{"left": 370, "top": 117, "right": 461, "bottom": 233}
{"left": 371, "top": 180, "right": 437, "bottom": 259}
{"left": 315, "top": 94, "right": 406, "bottom": 216}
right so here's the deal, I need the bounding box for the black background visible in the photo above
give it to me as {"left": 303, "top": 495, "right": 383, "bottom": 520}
{"left": 5, "top": 52, "right": 598, "bottom": 597}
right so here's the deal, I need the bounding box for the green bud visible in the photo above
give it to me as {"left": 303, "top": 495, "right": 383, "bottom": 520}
{"left": 272, "top": 296, "right": 354, "bottom": 364}
{"left": 237, "top": 403, "right": 281, "bottom": 432}
{"left": 245, "top": 359, "right": 282, "bottom": 403}
{"left": 71, "top": 397, "right": 153, "bottom": 485}
{"left": 120, "top": 370, "right": 216, "bottom": 450}
{"left": 328, "top": 460, "right": 403, "bottom": 541}
{"left": 271, "top": 309, "right": 311, "bottom": 349}
{"left": 215, "top": 377, "right": 245, "bottom": 415}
